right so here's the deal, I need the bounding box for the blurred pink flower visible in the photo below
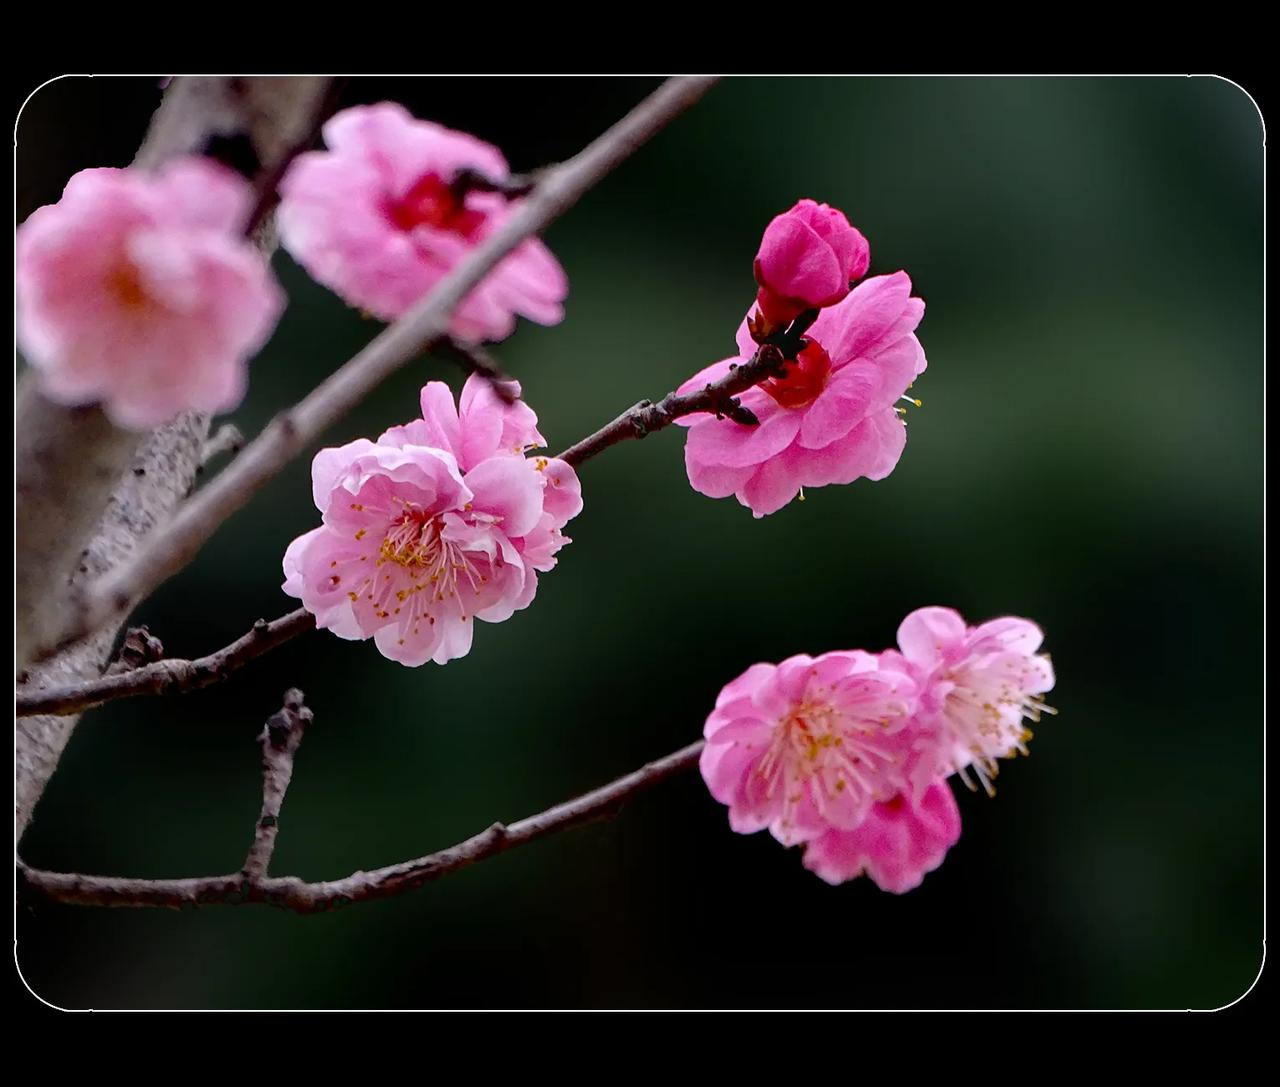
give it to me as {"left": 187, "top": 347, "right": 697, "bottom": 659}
{"left": 699, "top": 651, "right": 918, "bottom": 846}
{"left": 801, "top": 781, "right": 961, "bottom": 892}
{"left": 277, "top": 103, "right": 567, "bottom": 340}
{"left": 16, "top": 158, "right": 283, "bottom": 429}
{"left": 283, "top": 375, "right": 581, "bottom": 666}
{"left": 677, "top": 271, "right": 927, "bottom": 517}
{"left": 882, "top": 606, "right": 1057, "bottom": 798}
{"left": 752, "top": 198, "right": 870, "bottom": 332}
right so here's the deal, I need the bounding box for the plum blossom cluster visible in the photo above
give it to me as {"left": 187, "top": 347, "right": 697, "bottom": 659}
{"left": 277, "top": 103, "right": 567, "bottom": 341}
{"left": 699, "top": 607, "right": 1056, "bottom": 892}
{"left": 678, "top": 200, "right": 925, "bottom": 517}
{"left": 283, "top": 374, "right": 581, "bottom": 666}
{"left": 15, "top": 158, "right": 284, "bottom": 429}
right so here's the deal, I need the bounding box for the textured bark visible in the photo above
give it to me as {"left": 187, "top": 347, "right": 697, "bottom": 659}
{"left": 16, "top": 413, "right": 210, "bottom": 840}
{"left": 14, "top": 77, "right": 336, "bottom": 843}
{"left": 14, "top": 379, "right": 141, "bottom": 670}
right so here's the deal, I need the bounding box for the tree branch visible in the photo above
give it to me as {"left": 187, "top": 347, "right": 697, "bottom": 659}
{"left": 439, "top": 338, "right": 517, "bottom": 404}
{"left": 15, "top": 609, "right": 315, "bottom": 719}
{"left": 17, "top": 740, "right": 705, "bottom": 913}
{"left": 241, "top": 689, "right": 311, "bottom": 881}
{"left": 198, "top": 423, "right": 246, "bottom": 469}
{"left": 556, "top": 309, "right": 818, "bottom": 468}
{"left": 37, "top": 76, "right": 719, "bottom": 669}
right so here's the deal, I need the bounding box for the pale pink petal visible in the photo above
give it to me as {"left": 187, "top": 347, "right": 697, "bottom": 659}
{"left": 897, "top": 607, "right": 968, "bottom": 669}
{"left": 464, "top": 455, "right": 545, "bottom": 538}
{"left": 535, "top": 457, "right": 582, "bottom": 528}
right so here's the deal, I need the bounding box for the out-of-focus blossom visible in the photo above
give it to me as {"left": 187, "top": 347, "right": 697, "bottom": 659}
{"left": 278, "top": 103, "right": 566, "bottom": 341}
{"left": 16, "top": 158, "right": 283, "bottom": 429}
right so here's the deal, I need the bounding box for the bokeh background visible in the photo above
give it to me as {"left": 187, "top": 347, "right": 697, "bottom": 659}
{"left": 15, "top": 76, "right": 1263, "bottom": 1010}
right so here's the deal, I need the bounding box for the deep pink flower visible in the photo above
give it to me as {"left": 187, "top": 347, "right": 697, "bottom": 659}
{"left": 676, "top": 271, "right": 927, "bottom": 517}
{"left": 801, "top": 781, "right": 961, "bottom": 892}
{"left": 699, "top": 651, "right": 918, "bottom": 846}
{"left": 16, "top": 158, "right": 283, "bottom": 429}
{"left": 881, "top": 607, "right": 1057, "bottom": 798}
{"left": 282, "top": 375, "right": 581, "bottom": 666}
{"left": 277, "top": 103, "right": 567, "bottom": 340}
{"left": 752, "top": 199, "right": 870, "bottom": 331}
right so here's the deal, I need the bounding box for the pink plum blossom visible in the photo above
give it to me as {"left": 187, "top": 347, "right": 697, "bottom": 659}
{"left": 277, "top": 103, "right": 567, "bottom": 341}
{"left": 881, "top": 606, "right": 1057, "bottom": 799}
{"left": 801, "top": 781, "right": 961, "bottom": 892}
{"left": 677, "top": 271, "right": 927, "bottom": 517}
{"left": 752, "top": 199, "right": 871, "bottom": 331}
{"left": 282, "top": 374, "right": 581, "bottom": 666}
{"left": 16, "top": 158, "right": 284, "bottom": 429}
{"left": 699, "top": 651, "right": 918, "bottom": 846}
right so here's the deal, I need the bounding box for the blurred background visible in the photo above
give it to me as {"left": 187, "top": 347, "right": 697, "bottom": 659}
{"left": 15, "top": 76, "right": 1263, "bottom": 1010}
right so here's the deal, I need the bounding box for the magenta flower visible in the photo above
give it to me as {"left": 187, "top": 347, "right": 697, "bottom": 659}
{"left": 277, "top": 103, "right": 567, "bottom": 340}
{"left": 752, "top": 199, "right": 870, "bottom": 332}
{"left": 16, "top": 159, "right": 283, "bottom": 429}
{"left": 699, "top": 651, "right": 918, "bottom": 846}
{"left": 881, "top": 607, "right": 1057, "bottom": 798}
{"left": 801, "top": 782, "right": 962, "bottom": 892}
{"left": 676, "top": 271, "right": 927, "bottom": 517}
{"left": 282, "top": 375, "right": 581, "bottom": 666}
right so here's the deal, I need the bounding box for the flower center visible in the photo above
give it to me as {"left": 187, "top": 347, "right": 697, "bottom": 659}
{"left": 941, "top": 668, "right": 1057, "bottom": 796}
{"left": 388, "top": 173, "right": 485, "bottom": 238}
{"left": 757, "top": 698, "right": 899, "bottom": 807}
{"left": 379, "top": 508, "right": 444, "bottom": 569}
{"left": 107, "top": 263, "right": 150, "bottom": 311}
{"left": 759, "top": 339, "right": 832, "bottom": 409}
{"left": 371, "top": 506, "right": 490, "bottom": 619}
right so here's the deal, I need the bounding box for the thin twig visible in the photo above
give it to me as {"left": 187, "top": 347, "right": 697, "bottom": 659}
{"left": 198, "top": 423, "right": 245, "bottom": 468}
{"left": 38, "top": 77, "right": 718, "bottom": 668}
{"left": 15, "top": 609, "right": 315, "bottom": 718}
{"left": 241, "top": 77, "right": 349, "bottom": 238}
{"left": 17, "top": 740, "right": 705, "bottom": 913}
{"left": 450, "top": 165, "right": 541, "bottom": 200}
{"left": 102, "top": 625, "right": 166, "bottom": 675}
{"left": 439, "top": 338, "right": 518, "bottom": 404}
{"left": 242, "top": 689, "right": 312, "bottom": 881}
{"left": 556, "top": 308, "right": 818, "bottom": 468}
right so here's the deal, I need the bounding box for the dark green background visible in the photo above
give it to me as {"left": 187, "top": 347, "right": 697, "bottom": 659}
{"left": 16, "top": 76, "right": 1264, "bottom": 1009}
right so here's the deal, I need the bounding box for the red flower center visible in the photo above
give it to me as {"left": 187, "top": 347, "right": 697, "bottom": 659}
{"left": 388, "top": 173, "right": 485, "bottom": 238}
{"left": 759, "top": 339, "right": 832, "bottom": 409}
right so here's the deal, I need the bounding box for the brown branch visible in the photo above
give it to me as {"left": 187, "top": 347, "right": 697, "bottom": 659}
{"left": 242, "top": 689, "right": 312, "bottom": 881}
{"left": 240, "top": 77, "right": 350, "bottom": 239}
{"left": 37, "top": 76, "right": 719, "bottom": 669}
{"left": 439, "top": 338, "right": 518, "bottom": 404}
{"left": 17, "top": 740, "right": 705, "bottom": 913}
{"left": 15, "top": 609, "right": 315, "bottom": 718}
{"left": 450, "top": 165, "right": 541, "bottom": 200}
{"left": 556, "top": 309, "right": 819, "bottom": 468}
